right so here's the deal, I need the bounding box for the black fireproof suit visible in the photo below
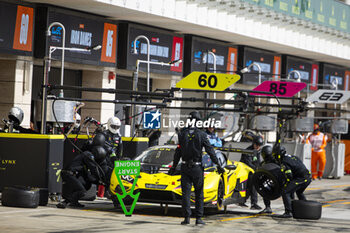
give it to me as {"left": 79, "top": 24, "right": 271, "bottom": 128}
{"left": 240, "top": 144, "right": 261, "bottom": 206}
{"left": 172, "top": 127, "right": 221, "bottom": 218}
{"left": 94, "top": 130, "right": 123, "bottom": 186}
{"left": 61, "top": 151, "right": 101, "bottom": 204}
{"left": 280, "top": 154, "right": 311, "bottom": 213}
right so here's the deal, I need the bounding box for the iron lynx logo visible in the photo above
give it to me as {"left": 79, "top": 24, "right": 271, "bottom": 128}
{"left": 143, "top": 111, "right": 222, "bottom": 129}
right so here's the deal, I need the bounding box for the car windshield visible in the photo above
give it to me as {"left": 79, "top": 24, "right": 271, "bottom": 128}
{"left": 136, "top": 148, "right": 175, "bottom": 165}
{"left": 135, "top": 147, "right": 227, "bottom": 168}
{"left": 202, "top": 151, "right": 227, "bottom": 168}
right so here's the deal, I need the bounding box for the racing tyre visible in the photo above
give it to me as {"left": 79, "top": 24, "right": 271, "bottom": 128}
{"left": 216, "top": 179, "right": 224, "bottom": 211}
{"left": 1, "top": 186, "right": 40, "bottom": 208}
{"left": 253, "top": 163, "right": 285, "bottom": 200}
{"left": 292, "top": 200, "right": 322, "bottom": 220}
{"left": 245, "top": 173, "right": 254, "bottom": 201}
{"left": 111, "top": 195, "right": 120, "bottom": 209}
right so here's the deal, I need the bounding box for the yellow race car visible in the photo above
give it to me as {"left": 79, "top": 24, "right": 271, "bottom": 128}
{"left": 110, "top": 145, "right": 254, "bottom": 211}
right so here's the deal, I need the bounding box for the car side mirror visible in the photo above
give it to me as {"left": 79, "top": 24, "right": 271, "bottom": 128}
{"left": 225, "top": 164, "right": 237, "bottom": 170}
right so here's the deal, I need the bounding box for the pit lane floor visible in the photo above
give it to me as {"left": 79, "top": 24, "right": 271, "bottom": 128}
{"left": 1, "top": 175, "right": 350, "bottom": 233}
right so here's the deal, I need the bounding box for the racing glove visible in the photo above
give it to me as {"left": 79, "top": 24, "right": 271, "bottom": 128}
{"left": 217, "top": 165, "right": 225, "bottom": 174}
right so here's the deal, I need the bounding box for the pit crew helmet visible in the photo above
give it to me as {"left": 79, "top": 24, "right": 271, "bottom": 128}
{"left": 261, "top": 145, "right": 273, "bottom": 161}
{"left": 253, "top": 135, "right": 264, "bottom": 146}
{"left": 189, "top": 111, "right": 201, "bottom": 121}
{"left": 91, "top": 146, "right": 107, "bottom": 163}
{"left": 8, "top": 107, "right": 24, "bottom": 125}
{"left": 107, "top": 117, "right": 121, "bottom": 134}
{"left": 92, "top": 133, "right": 106, "bottom": 147}
{"left": 272, "top": 144, "right": 286, "bottom": 163}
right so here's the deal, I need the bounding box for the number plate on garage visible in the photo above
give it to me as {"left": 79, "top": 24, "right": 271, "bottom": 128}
{"left": 306, "top": 90, "right": 350, "bottom": 104}
{"left": 251, "top": 81, "right": 306, "bottom": 97}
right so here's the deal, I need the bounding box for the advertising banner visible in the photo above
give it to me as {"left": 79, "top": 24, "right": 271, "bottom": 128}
{"left": 0, "top": 2, "right": 34, "bottom": 56}
{"left": 183, "top": 36, "right": 237, "bottom": 77}
{"left": 118, "top": 23, "right": 183, "bottom": 75}
{"left": 240, "top": 47, "right": 281, "bottom": 85}
{"left": 241, "top": 0, "right": 350, "bottom": 34}
{"left": 35, "top": 7, "right": 117, "bottom": 67}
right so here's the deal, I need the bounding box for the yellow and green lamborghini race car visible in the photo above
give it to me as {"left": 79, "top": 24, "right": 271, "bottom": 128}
{"left": 110, "top": 145, "right": 254, "bottom": 211}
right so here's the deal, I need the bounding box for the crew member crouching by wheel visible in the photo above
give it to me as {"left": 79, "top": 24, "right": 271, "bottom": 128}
{"left": 273, "top": 145, "right": 312, "bottom": 218}
{"left": 57, "top": 146, "right": 107, "bottom": 209}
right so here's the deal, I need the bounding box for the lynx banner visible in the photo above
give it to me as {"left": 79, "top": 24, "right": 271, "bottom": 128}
{"left": 114, "top": 160, "right": 141, "bottom": 216}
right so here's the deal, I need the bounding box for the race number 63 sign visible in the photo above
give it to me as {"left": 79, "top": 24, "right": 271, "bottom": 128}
{"left": 306, "top": 90, "right": 350, "bottom": 104}
{"left": 114, "top": 160, "right": 141, "bottom": 216}
{"left": 176, "top": 72, "right": 241, "bottom": 91}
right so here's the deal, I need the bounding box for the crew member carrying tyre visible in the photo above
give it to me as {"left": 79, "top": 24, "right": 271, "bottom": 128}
{"left": 272, "top": 145, "right": 312, "bottom": 218}
{"left": 57, "top": 146, "right": 107, "bottom": 209}
{"left": 239, "top": 135, "right": 263, "bottom": 210}
{"left": 168, "top": 111, "right": 225, "bottom": 226}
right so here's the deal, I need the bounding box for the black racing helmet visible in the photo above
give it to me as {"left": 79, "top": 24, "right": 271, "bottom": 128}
{"left": 188, "top": 111, "right": 201, "bottom": 121}
{"left": 92, "top": 133, "right": 106, "bottom": 147}
{"left": 253, "top": 135, "right": 264, "bottom": 146}
{"left": 261, "top": 145, "right": 273, "bottom": 161}
{"left": 272, "top": 144, "right": 286, "bottom": 162}
{"left": 91, "top": 146, "right": 107, "bottom": 163}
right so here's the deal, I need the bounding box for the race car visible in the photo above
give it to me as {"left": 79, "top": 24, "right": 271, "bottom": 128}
{"left": 110, "top": 145, "right": 254, "bottom": 211}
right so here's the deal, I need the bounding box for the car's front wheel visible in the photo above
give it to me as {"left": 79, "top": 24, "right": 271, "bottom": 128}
{"left": 216, "top": 179, "right": 225, "bottom": 211}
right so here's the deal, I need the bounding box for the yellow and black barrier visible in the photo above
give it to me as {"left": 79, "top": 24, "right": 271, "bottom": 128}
{"left": 0, "top": 133, "right": 64, "bottom": 193}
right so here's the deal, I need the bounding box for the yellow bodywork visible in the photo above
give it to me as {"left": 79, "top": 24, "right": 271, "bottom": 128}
{"left": 110, "top": 158, "right": 254, "bottom": 208}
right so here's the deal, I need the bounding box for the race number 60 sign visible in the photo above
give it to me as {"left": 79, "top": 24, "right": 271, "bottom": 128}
{"left": 176, "top": 72, "right": 240, "bottom": 91}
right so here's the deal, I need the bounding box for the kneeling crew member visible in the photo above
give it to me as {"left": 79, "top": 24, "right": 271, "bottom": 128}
{"left": 57, "top": 146, "right": 107, "bottom": 208}
{"left": 273, "top": 145, "right": 312, "bottom": 218}
{"left": 169, "top": 111, "right": 225, "bottom": 226}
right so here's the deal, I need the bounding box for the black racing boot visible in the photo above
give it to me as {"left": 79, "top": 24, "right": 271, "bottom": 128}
{"left": 181, "top": 217, "right": 190, "bottom": 225}
{"left": 250, "top": 204, "right": 262, "bottom": 210}
{"left": 279, "top": 212, "right": 292, "bottom": 218}
{"left": 259, "top": 207, "right": 272, "bottom": 214}
{"left": 56, "top": 201, "right": 68, "bottom": 209}
{"left": 238, "top": 203, "right": 249, "bottom": 207}
{"left": 195, "top": 218, "right": 205, "bottom": 225}
{"left": 69, "top": 201, "right": 85, "bottom": 208}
